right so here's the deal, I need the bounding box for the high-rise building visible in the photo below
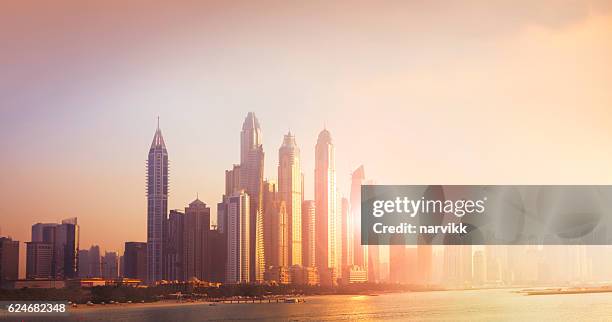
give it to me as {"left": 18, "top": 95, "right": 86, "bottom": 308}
{"left": 124, "top": 242, "right": 147, "bottom": 281}
{"left": 350, "top": 166, "right": 367, "bottom": 272}
{"left": 208, "top": 227, "right": 226, "bottom": 283}
{"left": 29, "top": 218, "right": 79, "bottom": 279}
{"left": 89, "top": 245, "right": 101, "bottom": 278}
{"left": 443, "top": 246, "right": 460, "bottom": 286}
{"left": 226, "top": 190, "right": 250, "bottom": 284}
{"left": 340, "top": 197, "right": 352, "bottom": 271}
{"left": 225, "top": 164, "right": 241, "bottom": 196}
{"left": 165, "top": 209, "right": 184, "bottom": 281}
{"left": 219, "top": 165, "right": 241, "bottom": 235}
{"left": 239, "top": 112, "right": 265, "bottom": 282}
{"left": 262, "top": 181, "right": 288, "bottom": 268}
{"left": 473, "top": 250, "right": 485, "bottom": 286}
{"left": 416, "top": 245, "right": 433, "bottom": 285}
{"left": 389, "top": 244, "right": 406, "bottom": 284}
{"left": 102, "top": 251, "right": 119, "bottom": 279}
{"left": 56, "top": 218, "right": 79, "bottom": 279}
{"left": 183, "top": 199, "right": 211, "bottom": 281}
{"left": 119, "top": 255, "right": 125, "bottom": 277}
{"left": 301, "top": 200, "right": 316, "bottom": 267}
{"left": 147, "top": 120, "right": 168, "bottom": 284}
{"left": 315, "top": 128, "right": 339, "bottom": 280}
{"left": 0, "top": 237, "right": 19, "bottom": 285}
{"left": 368, "top": 243, "right": 380, "bottom": 283}
{"left": 26, "top": 242, "right": 53, "bottom": 279}
{"left": 278, "top": 132, "right": 302, "bottom": 266}
{"left": 78, "top": 249, "right": 90, "bottom": 278}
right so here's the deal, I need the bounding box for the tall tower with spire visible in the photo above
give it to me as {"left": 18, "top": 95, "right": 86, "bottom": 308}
{"left": 278, "top": 132, "right": 302, "bottom": 266}
{"left": 146, "top": 119, "right": 168, "bottom": 284}
{"left": 315, "top": 128, "right": 338, "bottom": 284}
{"left": 239, "top": 112, "right": 265, "bottom": 282}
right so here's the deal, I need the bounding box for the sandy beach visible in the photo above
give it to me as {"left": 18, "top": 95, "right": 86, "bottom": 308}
{"left": 69, "top": 300, "right": 216, "bottom": 312}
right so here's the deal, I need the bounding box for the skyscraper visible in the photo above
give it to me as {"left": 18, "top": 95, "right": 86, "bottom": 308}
{"left": 26, "top": 242, "right": 53, "bottom": 279}
{"left": 89, "top": 245, "right": 101, "bottom": 278}
{"left": 165, "top": 209, "right": 184, "bottom": 281}
{"left": 239, "top": 112, "right": 265, "bottom": 282}
{"left": 315, "top": 128, "right": 339, "bottom": 282}
{"left": 78, "top": 249, "right": 90, "bottom": 278}
{"left": 340, "top": 197, "right": 352, "bottom": 270}
{"left": 0, "top": 237, "right": 19, "bottom": 285}
{"left": 147, "top": 120, "right": 168, "bottom": 284}
{"left": 262, "top": 181, "right": 288, "bottom": 269}
{"left": 56, "top": 218, "right": 79, "bottom": 279}
{"left": 350, "top": 166, "right": 368, "bottom": 272}
{"left": 301, "top": 200, "right": 316, "bottom": 268}
{"left": 183, "top": 199, "right": 211, "bottom": 281}
{"left": 226, "top": 190, "right": 250, "bottom": 284}
{"left": 278, "top": 132, "right": 302, "bottom": 266}
{"left": 102, "top": 251, "right": 119, "bottom": 279}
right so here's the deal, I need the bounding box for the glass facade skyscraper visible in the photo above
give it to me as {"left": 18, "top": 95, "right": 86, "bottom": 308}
{"left": 146, "top": 121, "right": 168, "bottom": 284}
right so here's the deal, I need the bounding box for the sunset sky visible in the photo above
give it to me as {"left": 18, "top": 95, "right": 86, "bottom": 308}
{"left": 1, "top": 1, "right": 612, "bottom": 276}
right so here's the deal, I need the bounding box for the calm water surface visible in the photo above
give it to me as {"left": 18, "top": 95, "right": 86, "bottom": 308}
{"left": 11, "top": 289, "right": 612, "bottom": 321}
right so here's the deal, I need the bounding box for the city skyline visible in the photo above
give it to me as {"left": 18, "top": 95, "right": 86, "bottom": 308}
{"left": 5, "top": 112, "right": 612, "bottom": 288}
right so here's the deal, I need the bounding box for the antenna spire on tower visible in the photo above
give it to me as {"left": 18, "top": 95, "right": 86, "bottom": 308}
{"left": 157, "top": 116, "right": 160, "bottom": 130}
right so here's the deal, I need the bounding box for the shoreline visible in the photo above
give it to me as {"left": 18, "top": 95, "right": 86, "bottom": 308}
{"left": 69, "top": 299, "right": 218, "bottom": 312}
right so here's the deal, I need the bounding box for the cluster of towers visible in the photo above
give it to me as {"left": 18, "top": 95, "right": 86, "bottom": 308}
{"left": 146, "top": 113, "right": 371, "bottom": 285}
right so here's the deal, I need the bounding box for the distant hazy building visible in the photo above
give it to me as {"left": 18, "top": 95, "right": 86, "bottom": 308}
{"left": 315, "top": 128, "right": 339, "bottom": 278}
{"left": 0, "top": 237, "right": 19, "bottom": 284}
{"left": 389, "top": 244, "right": 406, "bottom": 284}
{"left": 183, "top": 199, "right": 211, "bottom": 281}
{"left": 368, "top": 243, "right": 380, "bottom": 283}
{"left": 226, "top": 190, "right": 250, "bottom": 284}
{"left": 89, "top": 245, "right": 101, "bottom": 278}
{"left": 416, "top": 245, "right": 432, "bottom": 285}
{"left": 443, "top": 245, "right": 472, "bottom": 287}
{"left": 165, "top": 209, "right": 184, "bottom": 281}
{"left": 26, "top": 242, "right": 53, "bottom": 279}
{"left": 239, "top": 112, "right": 265, "bottom": 282}
{"left": 301, "top": 200, "right": 316, "bottom": 268}
{"left": 220, "top": 164, "right": 241, "bottom": 234}
{"left": 343, "top": 265, "right": 368, "bottom": 284}
{"left": 485, "top": 245, "right": 502, "bottom": 284}
{"left": 340, "top": 197, "right": 351, "bottom": 270}
{"left": 102, "top": 251, "right": 119, "bottom": 279}
{"left": 278, "top": 132, "right": 302, "bottom": 266}
{"left": 78, "top": 249, "right": 90, "bottom": 278}
{"left": 473, "top": 250, "right": 485, "bottom": 286}
{"left": 147, "top": 121, "right": 168, "bottom": 284}
{"left": 350, "top": 166, "right": 367, "bottom": 272}
{"left": 262, "top": 181, "right": 288, "bottom": 268}
{"left": 124, "top": 242, "right": 147, "bottom": 281}
{"left": 76, "top": 246, "right": 101, "bottom": 278}
{"left": 29, "top": 218, "right": 79, "bottom": 279}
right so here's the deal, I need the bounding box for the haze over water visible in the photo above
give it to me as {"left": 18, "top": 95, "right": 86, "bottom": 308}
{"left": 28, "top": 290, "right": 612, "bottom": 321}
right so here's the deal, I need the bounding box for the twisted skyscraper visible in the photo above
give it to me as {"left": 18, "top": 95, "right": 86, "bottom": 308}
{"left": 146, "top": 120, "right": 168, "bottom": 284}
